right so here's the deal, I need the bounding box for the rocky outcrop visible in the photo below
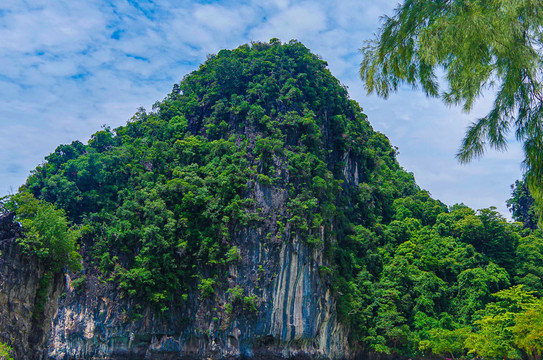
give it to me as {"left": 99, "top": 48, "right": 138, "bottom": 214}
{"left": 0, "top": 213, "right": 65, "bottom": 360}
{"left": 47, "top": 178, "right": 351, "bottom": 359}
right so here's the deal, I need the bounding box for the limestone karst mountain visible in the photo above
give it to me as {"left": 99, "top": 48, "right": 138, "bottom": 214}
{"left": 1, "top": 40, "right": 539, "bottom": 360}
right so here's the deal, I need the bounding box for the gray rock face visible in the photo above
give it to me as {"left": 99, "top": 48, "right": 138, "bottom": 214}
{"left": 47, "top": 239, "right": 349, "bottom": 359}
{"left": 46, "top": 177, "right": 352, "bottom": 359}
{"left": 0, "top": 213, "right": 64, "bottom": 360}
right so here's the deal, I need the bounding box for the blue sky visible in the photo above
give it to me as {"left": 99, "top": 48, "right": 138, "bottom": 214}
{"left": 0, "top": 0, "right": 524, "bottom": 218}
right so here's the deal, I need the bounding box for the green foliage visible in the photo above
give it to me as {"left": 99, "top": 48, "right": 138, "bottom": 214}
{"left": 224, "top": 302, "right": 233, "bottom": 315}
{"left": 226, "top": 285, "right": 258, "bottom": 313}
{"left": 33, "top": 272, "right": 53, "bottom": 320}
{"left": 225, "top": 246, "right": 242, "bottom": 263}
{"left": 5, "top": 192, "right": 81, "bottom": 273}
{"left": 226, "top": 285, "right": 244, "bottom": 302}
{"left": 511, "top": 298, "right": 543, "bottom": 358}
{"left": 508, "top": 176, "right": 538, "bottom": 230}
{"left": 418, "top": 327, "right": 470, "bottom": 358}
{"left": 71, "top": 275, "right": 86, "bottom": 294}
{"left": 361, "top": 0, "right": 543, "bottom": 224}
{"left": 334, "top": 193, "right": 543, "bottom": 357}
{"left": 514, "top": 234, "right": 543, "bottom": 295}
{"left": 21, "top": 40, "right": 392, "bottom": 307}
{"left": 0, "top": 342, "right": 13, "bottom": 360}
{"left": 198, "top": 278, "right": 216, "bottom": 299}
{"left": 462, "top": 288, "right": 543, "bottom": 359}
{"left": 465, "top": 286, "right": 536, "bottom": 359}
{"left": 243, "top": 295, "right": 258, "bottom": 313}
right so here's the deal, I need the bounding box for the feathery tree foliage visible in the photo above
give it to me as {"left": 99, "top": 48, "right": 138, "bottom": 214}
{"left": 360, "top": 0, "right": 543, "bottom": 222}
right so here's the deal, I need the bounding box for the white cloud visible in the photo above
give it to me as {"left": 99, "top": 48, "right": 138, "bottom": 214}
{"left": 193, "top": 4, "right": 254, "bottom": 33}
{"left": 0, "top": 2, "right": 106, "bottom": 53}
{"left": 249, "top": 2, "right": 327, "bottom": 41}
{"left": 331, "top": 0, "right": 396, "bottom": 30}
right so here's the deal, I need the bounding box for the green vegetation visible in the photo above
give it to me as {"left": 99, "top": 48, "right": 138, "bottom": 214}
{"left": 71, "top": 275, "right": 86, "bottom": 295}
{"left": 464, "top": 285, "right": 543, "bottom": 359}
{"left": 225, "top": 285, "right": 258, "bottom": 314}
{"left": 225, "top": 246, "right": 242, "bottom": 263}
{"left": 0, "top": 342, "right": 13, "bottom": 360}
{"left": 2, "top": 192, "right": 81, "bottom": 273}
{"left": 33, "top": 272, "right": 53, "bottom": 320}
{"left": 360, "top": 0, "right": 543, "bottom": 223}
{"left": 508, "top": 176, "right": 538, "bottom": 230}
{"left": 243, "top": 295, "right": 258, "bottom": 313}
{"left": 8, "top": 40, "right": 543, "bottom": 358}
{"left": 198, "top": 278, "right": 217, "bottom": 299}
{"left": 333, "top": 197, "right": 543, "bottom": 358}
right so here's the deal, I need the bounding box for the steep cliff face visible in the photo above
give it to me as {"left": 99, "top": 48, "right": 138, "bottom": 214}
{"left": 0, "top": 214, "right": 65, "bottom": 360}
{"left": 47, "top": 240, "right": 350, "bottom": 359}
{"left": 47, "top": 165, "right": 352, "bottom": 359}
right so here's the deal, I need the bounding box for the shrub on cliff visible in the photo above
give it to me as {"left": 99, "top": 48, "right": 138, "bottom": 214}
{"left": 3, "top": 192, "right": 81, "bottom": 273}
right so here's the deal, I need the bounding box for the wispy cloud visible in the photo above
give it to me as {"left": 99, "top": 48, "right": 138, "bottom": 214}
{"left": 0, "top": 0, "right": 521, "bottom": 218}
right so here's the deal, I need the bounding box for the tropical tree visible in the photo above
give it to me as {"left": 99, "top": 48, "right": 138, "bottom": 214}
{"left": 465, "top": 285, "right": 536, "bottom": 359}
{"left": 512, "top": 298, "right": 543, "bottom": 360}
{"left": 507, "top": 176, "right": 538, "bottom": 230}
{"left": 360, "top": 0, "right": 543, "bottom": 221}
